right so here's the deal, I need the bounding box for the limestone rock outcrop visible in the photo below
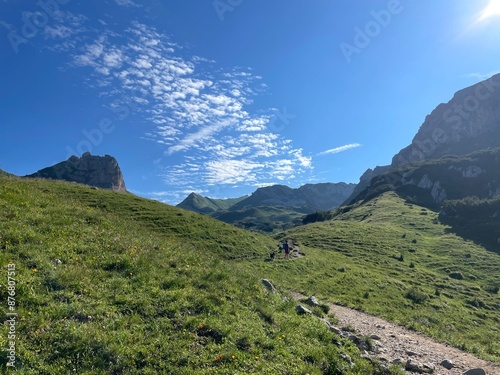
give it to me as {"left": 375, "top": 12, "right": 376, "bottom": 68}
{"left": 27, "top": 152, "right": 127, "bottom": 192}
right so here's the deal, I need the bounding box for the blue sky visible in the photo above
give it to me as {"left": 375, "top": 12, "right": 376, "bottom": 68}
{"left": 1, "top": 0, "right": 499, "bottom": 204}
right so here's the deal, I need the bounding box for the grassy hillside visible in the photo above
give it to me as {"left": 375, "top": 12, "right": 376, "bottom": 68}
{"left": 0, "top": 177, "right": 394, "bottom": 374}
{"left": 251, "top": 192, "right": 500, "bottom": 362}
{"left": 214, "top": 205, "right": 306, "bottom": 233}
{"left": 440, "top": 195, "right": 500, "bottom": 251}
{"left": 349, "top": 148, "right": 500, "bottom": 209}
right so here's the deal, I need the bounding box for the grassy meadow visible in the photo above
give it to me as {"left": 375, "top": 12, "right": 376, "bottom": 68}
{"left": 251, "top": 192, "right": 500, "bottom": 362}
{"left": 0, "top": 176, "right": 401, "bottom": 374}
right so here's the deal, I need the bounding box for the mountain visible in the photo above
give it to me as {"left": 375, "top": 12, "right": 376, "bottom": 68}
{"left": 176, "top": 192, "right": 248, "bottom": 214}
{"left": 232, "top": 183, "right": 356, "bottom": 211}
{"left": 177, "top": 182, "right": 356, "bottom": 232}
{"left": 349, "top": 148, "right": 500, "bottom": 208}
{"left": 346, "top": 73, "right": 500, "bottom": 203}
{"left": 26, "top": 152, "right": 127, "bottom": 192}
{"left": 329, "top": 148, "right": 500, "bottom": 252}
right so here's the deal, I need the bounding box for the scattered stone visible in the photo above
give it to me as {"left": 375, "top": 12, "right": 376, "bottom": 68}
{"left": 305, "top": 295, "right": 319, "bottom": 306}
{"left": 370, "top": 334, "right": 381, "bottom": 340}
{"left": 405, "top": 359, "right": 434, "bottom": 374}
{"left": 463, "top": 369, "right": 486, "bottom": 375}
{"left": 295, "top": 305, "right": 312, "bottom": 315}
{"left": 54, "top": 259, "right": 62, "bottom": 265}
{"left": 376, "top": 324, "right": 386, "bottom": 329}
{"left": 339, "top": 353, "right": 353, "bottom": 366}
{"left": 261, "top": 279, "right": 276, "bottom": 293}
{"left": 407, "top": 350, "right": 421, "bottom": 357}
{"left": 332, "top": 338, "right": 342, "bottom": 347}
{"left": 320, "top": 319, "right": 342, "bottom": 335}
{"left": 440, "top": 359, "right": 454, "bottom": 370}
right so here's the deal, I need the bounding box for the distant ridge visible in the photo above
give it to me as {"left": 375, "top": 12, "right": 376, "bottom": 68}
{"left": 26, "top": 152, "right": 127, "bottom": 192}
{"left": 177, "top": 182, "right": 356, "bottom": 232}
{"left": 177, "top": 193, "right": 248, "bottom": 214}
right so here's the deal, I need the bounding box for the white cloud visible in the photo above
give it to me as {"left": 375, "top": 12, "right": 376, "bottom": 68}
{"left": 44, "top": 25, "right": 74, "bottom": 39}
{"left": 205, "top": 159, "right": 264, "bottom": 184}
{"left": 114, "top": 0, "right": 141, "bottom": 7}
{"left": 317, "top": 143, "right": 362, "bottom": 156}
{"left": 64, "top": 21, "right": 313, "bottom": 199}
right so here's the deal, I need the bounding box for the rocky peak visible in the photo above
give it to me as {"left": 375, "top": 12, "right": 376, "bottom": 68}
{"left": 26, "top": 152, "right": 127, "bottom": 192}
{"left": 347, "top": 74, "right": 500, "bottom": 205}
{"left": 391, "top": 73, "right": 500, "bottom": 168}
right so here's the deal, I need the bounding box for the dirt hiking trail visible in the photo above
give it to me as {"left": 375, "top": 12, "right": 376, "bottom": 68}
{"left": 290, "top": 291, "right": 500, "bottom": 375}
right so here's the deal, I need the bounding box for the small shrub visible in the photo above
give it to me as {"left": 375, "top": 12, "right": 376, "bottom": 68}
{"left": 236, "top": 336, "right": 251, "bottom": 351}
{"left": 312, "top": 306, "right": 325, "bottom": 318}
{"left": 449, "top": 272, "right": 464, "bottom": 280}
{"left": 409, "top": 262, "right": 415, "bottom": 268}
{"left": 405, "top": 288, "right": 428, "bottom": 304}
{"left": 467, "top": 298, "right": 486, "bottom": 309}
{"left": 319, "top": 303, "right": 330, "bottom": 314}
{"left": 484, "top": 284, "right": 500, "bottom": 294}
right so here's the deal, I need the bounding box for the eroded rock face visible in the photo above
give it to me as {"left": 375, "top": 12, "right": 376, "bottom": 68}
{"left": 27, "top": 152, "right": 127, "bottom": 192}
{"left": 347, "top": 74, "right": 500, "bottom": 205}
{"left": 392, "top": 74, "right": 500, "bottom": 169}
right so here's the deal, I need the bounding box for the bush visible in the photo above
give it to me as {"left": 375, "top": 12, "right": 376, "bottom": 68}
{"left": 449, "top": 272, "right": 464, "bottom": 280}
{"left": 405, "top": 288, "right": 428, "bottom": 304}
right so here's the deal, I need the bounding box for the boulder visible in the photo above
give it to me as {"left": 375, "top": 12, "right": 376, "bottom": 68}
{"left": 463, "top": 369, "right": 486, "bottom": 375}
{"left": 261, "top": 279, "right": 277, "bottom": 293}
{"left": 295, "top": 305, "right": 312, "bottom": 315}
{"left": 440, "top": 359, "right": 454, "bottom": 370}
{"left": 305, "top": 296, "right": 319, "bottom": 306}
{"left": 405, "top": 359, "right": 434, "bottom": 374}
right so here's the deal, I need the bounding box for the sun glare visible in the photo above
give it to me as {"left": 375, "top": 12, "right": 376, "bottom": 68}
{"left": 479, "top": 0, "right": 500, "bottom": 20}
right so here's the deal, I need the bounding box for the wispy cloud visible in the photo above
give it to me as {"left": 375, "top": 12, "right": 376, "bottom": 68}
{"left": 465, "top": 71, "right": 500, "bottom": 80}
{"left": 56, "top": 21, "right": 313, "bottom": 200}
{"left": 317, "top": 143, "right": 361, "bottom": 156}
{"left": 113, "top": 0, "right": 141, "bottom": 7}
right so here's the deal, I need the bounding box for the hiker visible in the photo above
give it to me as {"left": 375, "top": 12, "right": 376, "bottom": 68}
{"left": 283, "top": 240, "right": 290, "bottom": 260}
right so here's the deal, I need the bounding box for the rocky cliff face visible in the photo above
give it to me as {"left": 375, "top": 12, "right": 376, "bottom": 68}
{"left": 349, "top": 148, "right": 500, "bottom": 209}
{"left": 348, "top": 74, "right": 500, "bottom": 204}
{"left": 27, "top": 152, "right": 127, "bottom": 192}
{"left": 392, "top": 73, "right": 500, "bottom": 168}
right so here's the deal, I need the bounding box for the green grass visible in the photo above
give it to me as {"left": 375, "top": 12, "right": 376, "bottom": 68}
{"left": 249, "top": 192, "right": 500, "bottom": 362}
{"left": 0, "top": 176, "right": 397, "bottom": 374}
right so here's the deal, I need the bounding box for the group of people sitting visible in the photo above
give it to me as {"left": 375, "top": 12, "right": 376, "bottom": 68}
{"left": 269, "top": 239, "right": 292, "bottom": 261}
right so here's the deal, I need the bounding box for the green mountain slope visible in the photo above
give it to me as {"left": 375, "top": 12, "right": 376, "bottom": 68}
{"left": 256, "top": 192, "right": 500, "bottom": 362}
{"left": 0, "top": 176, "right": 390, "bottom": 374}
{"left": 176, "top": 192, "right": 248, "bottom": 214}
{"left": 178, "top": 183, "right": 356, "bottom": 233}
{"left": 338, "top": 148, "right": 500, "bottom": 252}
